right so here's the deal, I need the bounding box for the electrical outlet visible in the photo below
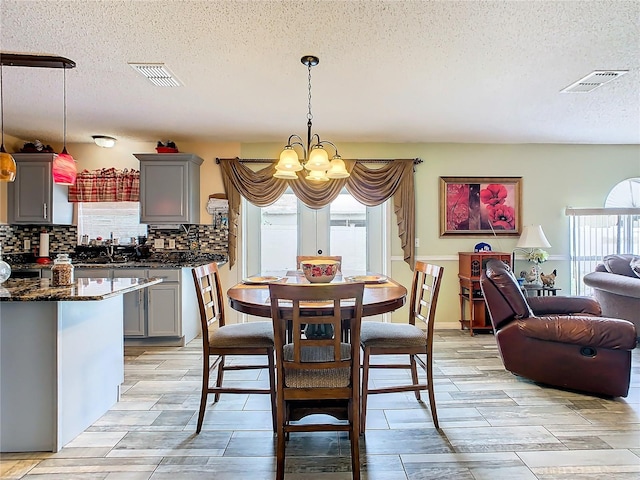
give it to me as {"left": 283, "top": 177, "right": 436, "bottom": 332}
{"left": 415, "top": 238, "right": 420, "bottom": 248}
{"left": 24, "top": 239, "right": 31, "bottom": 251}
{"left": 168, "top": 239, "right": 176, "bottom": 249}
{"left": 154, "top": 239, "right": 164, "bottom": 249}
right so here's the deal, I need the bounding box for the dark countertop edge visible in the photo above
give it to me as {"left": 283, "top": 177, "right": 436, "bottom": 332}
{"left": 0, "top": 277, "right": 163, "bottom": 302}
{"left": 9, "top": 260, "right": 228, "bottom": 270}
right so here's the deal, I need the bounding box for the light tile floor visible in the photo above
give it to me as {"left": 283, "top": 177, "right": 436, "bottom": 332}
{"left": 1, "top": 329, "right": 639, "bottom": 479}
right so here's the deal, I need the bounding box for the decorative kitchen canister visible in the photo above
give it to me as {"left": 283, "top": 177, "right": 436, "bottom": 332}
{"left": 51, "top": 253, "right": 74, "bottom": 286}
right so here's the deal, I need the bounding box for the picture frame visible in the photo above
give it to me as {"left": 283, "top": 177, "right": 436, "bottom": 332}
{"left": 439, "top": 176, "right": 522, "bottom": 237}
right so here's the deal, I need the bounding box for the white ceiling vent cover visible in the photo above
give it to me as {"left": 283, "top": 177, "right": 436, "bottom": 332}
{"left": 128, "top": 63, "right": 182, "bottom": 87}
{"left": 561, "top": 70, "right": 628, "bottom": 93}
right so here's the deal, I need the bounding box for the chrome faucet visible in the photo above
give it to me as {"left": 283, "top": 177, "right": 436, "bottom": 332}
{"left": 106, "top": 232, "right": 115, "bottom": 260}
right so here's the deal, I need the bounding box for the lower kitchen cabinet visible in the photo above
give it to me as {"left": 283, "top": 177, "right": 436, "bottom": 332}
{"left": 147, "top": 282, "right": 180, "bottom": 336}
{"left": 41, "top": 265, "right": 200, "bottom": 344}
{"left": 113, "top": 269, "right": 147, "bottom": 337}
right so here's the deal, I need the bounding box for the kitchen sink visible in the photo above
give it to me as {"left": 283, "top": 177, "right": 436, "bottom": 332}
{"left": 78, "top": 256, "right": 130, "bottom": 264}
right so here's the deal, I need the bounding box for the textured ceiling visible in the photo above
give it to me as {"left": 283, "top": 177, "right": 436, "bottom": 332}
{"left": 0, "top": 0, "right": 639, "bottom": 146}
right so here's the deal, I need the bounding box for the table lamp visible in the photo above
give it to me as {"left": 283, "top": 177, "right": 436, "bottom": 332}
{"left": 512, "top": 225, "right": 551, "bottom": 286}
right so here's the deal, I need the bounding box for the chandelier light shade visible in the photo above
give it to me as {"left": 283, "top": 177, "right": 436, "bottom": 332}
{"left": 0, "top": 64, "right": 16, "bottom": 182}
{"left": 273, "top": 168, "right": 299, "bottom": 180}
{"left": 52, "top": 65, "right": 76, "bottom": 185}
{"left": 275, "top": 146, "right": 303, "bottom": 172}
{"left": 274, "top": 55, "right": 349, "bottom": 181}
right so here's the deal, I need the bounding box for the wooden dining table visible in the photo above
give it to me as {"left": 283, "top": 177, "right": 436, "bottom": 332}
{"left": 227, "top": 270, "right": 407, "bottom": 320}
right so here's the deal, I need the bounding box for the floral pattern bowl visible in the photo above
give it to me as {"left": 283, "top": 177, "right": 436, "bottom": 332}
{"left": 301, "top": 259, "right": 340, "bottom": 283}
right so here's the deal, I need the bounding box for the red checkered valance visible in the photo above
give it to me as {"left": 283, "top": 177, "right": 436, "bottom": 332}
{"left": 68, "top": 168, "right": 140, "bottom": 202}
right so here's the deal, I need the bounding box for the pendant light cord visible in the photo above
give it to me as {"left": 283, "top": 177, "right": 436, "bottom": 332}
{"left": 306, "top": 61, "right": 313, "bottom": 152}
{"left": 63, "top": 66, "right": 67, "bottom": 151}
{"left": 0, "top": 65, "right": 5, "bottom": 148}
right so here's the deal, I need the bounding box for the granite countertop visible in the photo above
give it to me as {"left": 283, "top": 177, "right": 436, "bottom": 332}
{"left": 7, "top": 252, "right": 227, "bottom": 271}
{"left": 0, "top": 277, "right": 163, "bottom": 302}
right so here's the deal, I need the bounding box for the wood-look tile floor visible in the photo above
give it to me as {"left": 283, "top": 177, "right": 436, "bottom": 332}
{"left": 2, "top": 329, "right": 639, "bottom": 479}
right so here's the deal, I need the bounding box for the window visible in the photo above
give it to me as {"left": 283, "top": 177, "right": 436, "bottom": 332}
{"left": 77, "top": 202, "right": 147, "bottom": 244}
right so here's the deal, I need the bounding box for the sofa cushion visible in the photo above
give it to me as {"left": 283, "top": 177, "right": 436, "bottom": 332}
{"left": 630, "top": 257, "right": 640, "bottom": 278}
{"left": 602, "top": 254, "right": 637, "bottom": 278}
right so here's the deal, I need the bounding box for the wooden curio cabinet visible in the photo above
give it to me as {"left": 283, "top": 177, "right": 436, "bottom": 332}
{"left": 458, "top": 251, "right": 511, "bottom": 335}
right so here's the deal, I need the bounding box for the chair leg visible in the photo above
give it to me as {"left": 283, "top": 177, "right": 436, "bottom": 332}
{"left": 196, "top": 354, "right": 210, "bottom": 434}
{"left": 276, "top": 399, "right": 286, "bottom": 480}
{"left": 360, "top": 346, "right": 370, "bottom": 434}
{"left": 214, "top": 355, "right": 225, "bottom": 402}
{"left": 410, "top": 353, "right": 421, "bottom": 401}
{"left": 267, "top": 348, "right": 277, "bottom": 433}
{"left": 350, "top": 398, "right": 361, "bottom": 480}
{"left": 426, "top": 355, "right": 439, "bottom": 429}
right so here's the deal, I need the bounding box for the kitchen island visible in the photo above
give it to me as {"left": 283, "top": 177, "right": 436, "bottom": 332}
{"left": 0, "top": 276, "right": 162, "bottom": 453}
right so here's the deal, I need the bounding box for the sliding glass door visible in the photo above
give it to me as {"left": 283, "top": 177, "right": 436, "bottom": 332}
{"left": 243, "top": 188, "right": 387, "bottom": 276}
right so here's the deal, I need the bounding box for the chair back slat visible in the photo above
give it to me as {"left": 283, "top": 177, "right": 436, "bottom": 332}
{"left": 410, "top": 261, "right": 444, "bottom": 335}
{"left": 192, "top": 262, "right": 226, "bottom": 348}
{"left": 269, "top": 282, "right": 364, "bottom": 385}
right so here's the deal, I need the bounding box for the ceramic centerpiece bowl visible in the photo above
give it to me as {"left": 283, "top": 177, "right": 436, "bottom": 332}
{"left": 301, "top": 259, "right": 340, "bottom": 283}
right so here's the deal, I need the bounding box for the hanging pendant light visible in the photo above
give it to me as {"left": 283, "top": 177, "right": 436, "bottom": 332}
{"left": 274, "top": 55, "right": 349, "bottom": 181}
{"left": 52, "top": 65, "right": 76, "bottom": 185}
{"left": 0, "top": 64, "right": 16, "bottom": 182}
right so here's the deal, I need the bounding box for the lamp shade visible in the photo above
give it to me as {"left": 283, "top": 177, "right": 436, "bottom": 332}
{"left": 52, "top": 150, "right": 77, "bottom": 185}
{"left": 0, "top": 150, "right": 16, "bottom": 182}
{"left": 516, "top": 225, "right": 551, "bottom": 249}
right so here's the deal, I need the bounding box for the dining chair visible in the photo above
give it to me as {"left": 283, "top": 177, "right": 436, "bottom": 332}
{"left": 296, "top": 255, "right": 343, "bottom": 270}
{"left": 192, "top": 262, "right": 277, "bottom": 433}
{"left": 360, "top": 261, "right": 444, "bottom": 433}
{"left": 268, "top": 282, "right": 365, "bottom": 480}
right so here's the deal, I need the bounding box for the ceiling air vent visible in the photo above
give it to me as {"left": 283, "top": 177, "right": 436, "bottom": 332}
{"left": 561, "top": 70, "right": 628, "bottom": 93}
{"left": 128, "top": 63, "right": 182, "bottom": 87}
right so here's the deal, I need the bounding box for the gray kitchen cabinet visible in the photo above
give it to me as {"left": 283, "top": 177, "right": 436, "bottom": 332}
{"left": 113, "top": 269, "right": 147, "bottom": 337}
{"left": 146, "top": 269, "right": 181, "bottom": 337}
{"left": 7, "top": 153, "right": 73, "bottom": 225}
{"left": 147, "top": 283, "right": 181, "bottom": 336}
{"left": 134, "top": 153, "right": 203, "bottom": 224}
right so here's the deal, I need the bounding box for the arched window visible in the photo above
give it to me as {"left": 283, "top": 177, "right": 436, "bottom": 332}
{"left": 605, "top": 177, "right": 640, "bottom": 208}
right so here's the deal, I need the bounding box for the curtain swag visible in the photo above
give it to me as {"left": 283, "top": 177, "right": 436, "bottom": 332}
{"left": 218, "top": 158, "right": 417, "bottom": 270}
{"left": 68, "top": 168, "right": 140, "bottom": 202}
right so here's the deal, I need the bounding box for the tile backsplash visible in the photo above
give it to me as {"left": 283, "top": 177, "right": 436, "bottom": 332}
{"left": 0, "top": 225, "right": 78, "bottom": 254}
{"left": 0, "top": 223, "right": 228, "bottom": 255}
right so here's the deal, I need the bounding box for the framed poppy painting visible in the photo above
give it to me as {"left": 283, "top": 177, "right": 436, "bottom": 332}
{"left": 439, "top": 176, "right": 522, "bottom": 236}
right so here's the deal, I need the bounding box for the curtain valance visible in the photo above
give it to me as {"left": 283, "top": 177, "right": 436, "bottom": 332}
{"left": 218, "top": 158, "right": 417, "bottom": 269}
{"left": 68, "top": 168, "right": 140, "bottom": 202}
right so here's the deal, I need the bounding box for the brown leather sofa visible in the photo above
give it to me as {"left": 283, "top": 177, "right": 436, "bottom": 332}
{"left": 480, "top": 259, "right": 637, "bottom": 397}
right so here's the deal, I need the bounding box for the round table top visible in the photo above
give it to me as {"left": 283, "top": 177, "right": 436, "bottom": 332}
{"left": 227, "top": 270, "right": 407, "bottom": 318}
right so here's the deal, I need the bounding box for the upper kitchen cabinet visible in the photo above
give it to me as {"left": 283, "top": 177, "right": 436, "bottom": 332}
{"left": 7, "top": 153, "right": 74, "bottom": 225}
{"left": 135, "top": 153, "right": 203, "bottom": 224}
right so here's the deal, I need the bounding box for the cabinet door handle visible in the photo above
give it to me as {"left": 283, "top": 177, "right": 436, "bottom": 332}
{"left": 43, "top": 203, "right": 47, "bottom": 219}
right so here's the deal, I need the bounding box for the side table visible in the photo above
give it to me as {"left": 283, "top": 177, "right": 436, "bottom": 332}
{"left": 522, "top": 285, "right": 561, "bottom": 297}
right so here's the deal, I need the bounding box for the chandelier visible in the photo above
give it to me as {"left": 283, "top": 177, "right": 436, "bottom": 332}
{"left": 274, "top": 55, "right": 349, "bottom": 181}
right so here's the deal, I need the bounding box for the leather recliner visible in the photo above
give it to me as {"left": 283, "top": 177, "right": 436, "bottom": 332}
{"left": 480, "top": 259, "right": 637, "bottom": 397}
